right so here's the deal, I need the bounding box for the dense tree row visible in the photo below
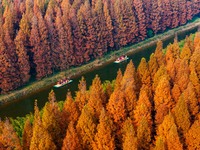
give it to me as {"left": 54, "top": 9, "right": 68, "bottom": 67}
{"left": 1, "top": 32, "right": 200, "bottom": 149}
{"left": 0, "top": 0, "right": 200, "bottom": 93}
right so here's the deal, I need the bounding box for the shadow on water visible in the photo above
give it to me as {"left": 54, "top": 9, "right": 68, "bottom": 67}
{"left": 0, "top": 27, "right": 197, "bottom": 119}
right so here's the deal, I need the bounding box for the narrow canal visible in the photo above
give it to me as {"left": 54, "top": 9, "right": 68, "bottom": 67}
{"left": 0, "top": 27, "right": 198, "bottom": 119}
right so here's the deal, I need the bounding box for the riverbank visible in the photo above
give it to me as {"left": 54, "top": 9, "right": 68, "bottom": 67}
{"left": 0, "top": 18, "right": 200, "bottom": 106}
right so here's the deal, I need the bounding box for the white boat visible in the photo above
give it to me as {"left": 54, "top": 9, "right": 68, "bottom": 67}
{"left": 114, "top": 55, "right": 129, "bottom": 63}
{"left": 54, "top": 79, "right": 73, "bottom": 88}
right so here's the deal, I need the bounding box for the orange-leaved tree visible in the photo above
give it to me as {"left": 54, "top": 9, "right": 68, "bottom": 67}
{"left": 0, "top": 119, "right": 22, "bottom": 150}
{"left": 137, "top": 57, "right": 151, "bottom": 86}
{"left": 42, "top": 90, "right": 62, "bottom": 149}
{"left": 137, "top": 117, "right": 151, "bottom": 150}
{"left": 75, "top": 77, "right": 88, "bottom": 111}
{"left": 121, "top": 60, "right": 137, "bottom": 118}
{"left": 62, "top": 121, "right": 82, "bottom": 150}
{"left": 92, "top": 108, "right": 115, "bottom": 150}
{"left": 185, "top": 118, "right": 200, "bottom": 150}
{"left": 154, "top": 40, "right": 165, "bottom": 67}
{"left": 183, "top": 82, "right": 199, "bottom": 121}
{"left": 76, "top": 105, "right": 96, "bottom": 150}
{"left": 148, "top": 53, "right": 159, "bottom": 80}
{"left": 156, "top": 112, "right": 183, "bottom": 150}
{"left": 62, "top": 90, "right": 80, "bottom": 127}
{"left": 122, "top": 118, "right": 138, "bottom": 150}
{"left": 173, "top": 95, "right": 191, "bottom": 134}
{"left": 134, "top": 88, "right": 152, "bottom": 128}
{"left": 87, "top": 75, "right": 105, "bottom": 119}
{"left": 30, "top": 100, "right": 56, "bottom": 150}
{"left": 154, "top": 76, "right": 173, "bottom": 124}
{"left": 22, "top": 119, "right": 33, "bottom": 150}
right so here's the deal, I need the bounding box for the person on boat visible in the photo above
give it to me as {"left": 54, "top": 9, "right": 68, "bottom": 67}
{"left": 66, "top": 77, "right": 70, "bottom": 82}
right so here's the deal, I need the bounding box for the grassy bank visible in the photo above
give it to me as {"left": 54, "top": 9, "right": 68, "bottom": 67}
{"left": 0, "top": 18, "right": 200, "bottom": 105}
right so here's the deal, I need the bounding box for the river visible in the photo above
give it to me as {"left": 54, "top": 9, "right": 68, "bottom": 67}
{"left": 0, "top": 27, "right": 198, "bottom": 119}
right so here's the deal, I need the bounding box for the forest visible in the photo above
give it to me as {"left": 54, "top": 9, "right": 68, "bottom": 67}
{"left": 0, "top": 32, "right": 200, "bottom": 149}
{"left": 0, "top": 0, "right": 200, "bottom": 94}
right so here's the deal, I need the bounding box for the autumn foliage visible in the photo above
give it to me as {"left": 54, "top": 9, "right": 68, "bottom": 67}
{"left": 1, "top": 32, "right": 200, "bottom": 149}
{"left": 0, "top": 0, "right": 200, "bottom": 94}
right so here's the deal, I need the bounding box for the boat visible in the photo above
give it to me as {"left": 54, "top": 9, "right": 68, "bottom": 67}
{"left": 54, "top": 79, "right": 73, "bottom": 88}
{"left": 114, "top": 55, "right": 129, "bottom": 63}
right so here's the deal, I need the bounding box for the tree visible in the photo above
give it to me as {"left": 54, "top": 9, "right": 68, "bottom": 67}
{"left": 134, "top": 98, "right": 152, "bottom": 129}
{"left": 62, "top": 7, "right": 75, "bottom": 66}
{"left": 152, "top": 65, "right": 169, "bottom": 92}
{"left": 30, "top": 15, "right": 46, "bottom": 79}
{"left": 121, "top": 60, "right": 137, "bottom": 118}
{"left": 185, "top": 35, "right": 194, "bottom": 54}
{"left": 175, "top": 59, "right": 190, "bottom": 92}
{"left": 75, "top": 77, "right": 88, "bottom": 111}
{"left": 167, "top": 124, "right": 183, "bottom": 150}
{"left": 0, "top": 119, "right": 22, "bottom": 150}
{"left": 173, "top": 95, "right": 191, "bottom": 134}
{"left": 25, "top": 0, "right": 34, "bottom": 19}
{"left": 37, "top": 8, "right": 52, "bottom": 76}
{"left": 30, "top": 100, "right": 56, "bottom": 150}
{"left": 122, "top": 118, "right": 138, "bottom": 150}
{"left": 189, "top": 70, "right": 200, "bottom": 101}
{"left": 22, "top": 119, "right": 33, "bottom": 150}
{"left": 121, "top": 0, "right": 138, "bottom": 43}
{"left": 171, "top": 0, "right": 179, "bottom": 28}
{"left": 186, "top": 119, "right": 200, "bottom": 150}
{"left": 103, "top": 80, "right": 114, "bottom": 100}
{"left": 137, "top": 117, "right": 151, "bottom": 150}
{"left": 103, "top": 0, "right": 114, "bottom": 48}
{"left": 45, "top": 1, "right": 60, "bottom": 72}
{"left": 143, "top": 0, "right": 151, "bottom": 28}
{"left": 92, "top": 108, "right": 115, "bottom": 150}
{"left": 82, "top": 0, "right": 97, "bottom": 61}
{"left": 150, "top": 0, "right": 162, "bottom": 33}
{"left": 190, "top": 46, "right": 200, "bottom": 79}
{"left": 186, "top": 1, "right": 193, "bottom": 21}
{"left": 70, "top": 6, "right": 85, "bottom": 64}
{"left": 87, "top": 75, "right": 105, "bottom": 119}
{"left": 156, "top": 112, "right": 183, "bottom": 150}
{"left": 77, "top": 3, "right": 91, "bottom": 62}
{"left": 92, "top": 0, "right": 108, "bottom": 56}
{"left": 154, "top": 76, "right": 173, "bottom": 124}
{"left": 76, "top": 105, "right": 96, "bottom": 150}
{"left": 154, "top": 40, "right": 165, "bottom": 67}
{"left": 191, "top": 0, "right": 199, "bottom": 16}
{"left": 148, "top": 53, "right": 159, "bottom": 80}
{"left": 162, "top": 0, "right": 172, "bottom": 30}
{"left": 0, "top": 33, "right": 20, "bottom": 93}
{"left": 62, "top": 90, "right": 80, "bottom": 126}
{"left": 178, "top": 0, "right": 187, "bottom": 25}
{"left": 183, "top": 82, "right": 199, "bottom": 121}
{"left": 15, "top": 30, "right": 31, "bottom": 85}
{"left": 194, "top": 32, "right": 200, "bottom": 50}
{"left": 154, "top": 136, "right": 166, "bottom": 150}
{"left": 106, "top": 89, "right": 126, "bottom": 126}
{"left": 165, "top": 40, "right": 180, "bottom": 81}
{"left": 55, "top": 7, "right": 70, "bottom": 70}
{"left": 114, "top": 69, "right": 123, "bottom": 91}
{"left": 133, "top": 0, "right": 146, "bottom": 40}
{"left": 137, "top": 57, "right": 151, "bottom": 86}
{"left": 180, "top": 42, "right": 191, "bottom": 61}
{"left": 42, "top": 90, "right": 62, "bottom": 148}
{"left": 62, "top": 121, "right": 81, "bottom": 150}
{"left": 171, "top": 84, "right": 181, "bottom": 103}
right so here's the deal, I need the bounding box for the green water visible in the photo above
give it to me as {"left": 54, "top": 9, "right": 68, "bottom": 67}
{"left": 0, "top": 28, "right": 197, "bottom": 119}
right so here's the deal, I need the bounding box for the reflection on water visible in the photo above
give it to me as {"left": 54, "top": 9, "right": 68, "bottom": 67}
{"left": 0, "top": 27, "right": 197, "bottom": 119}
